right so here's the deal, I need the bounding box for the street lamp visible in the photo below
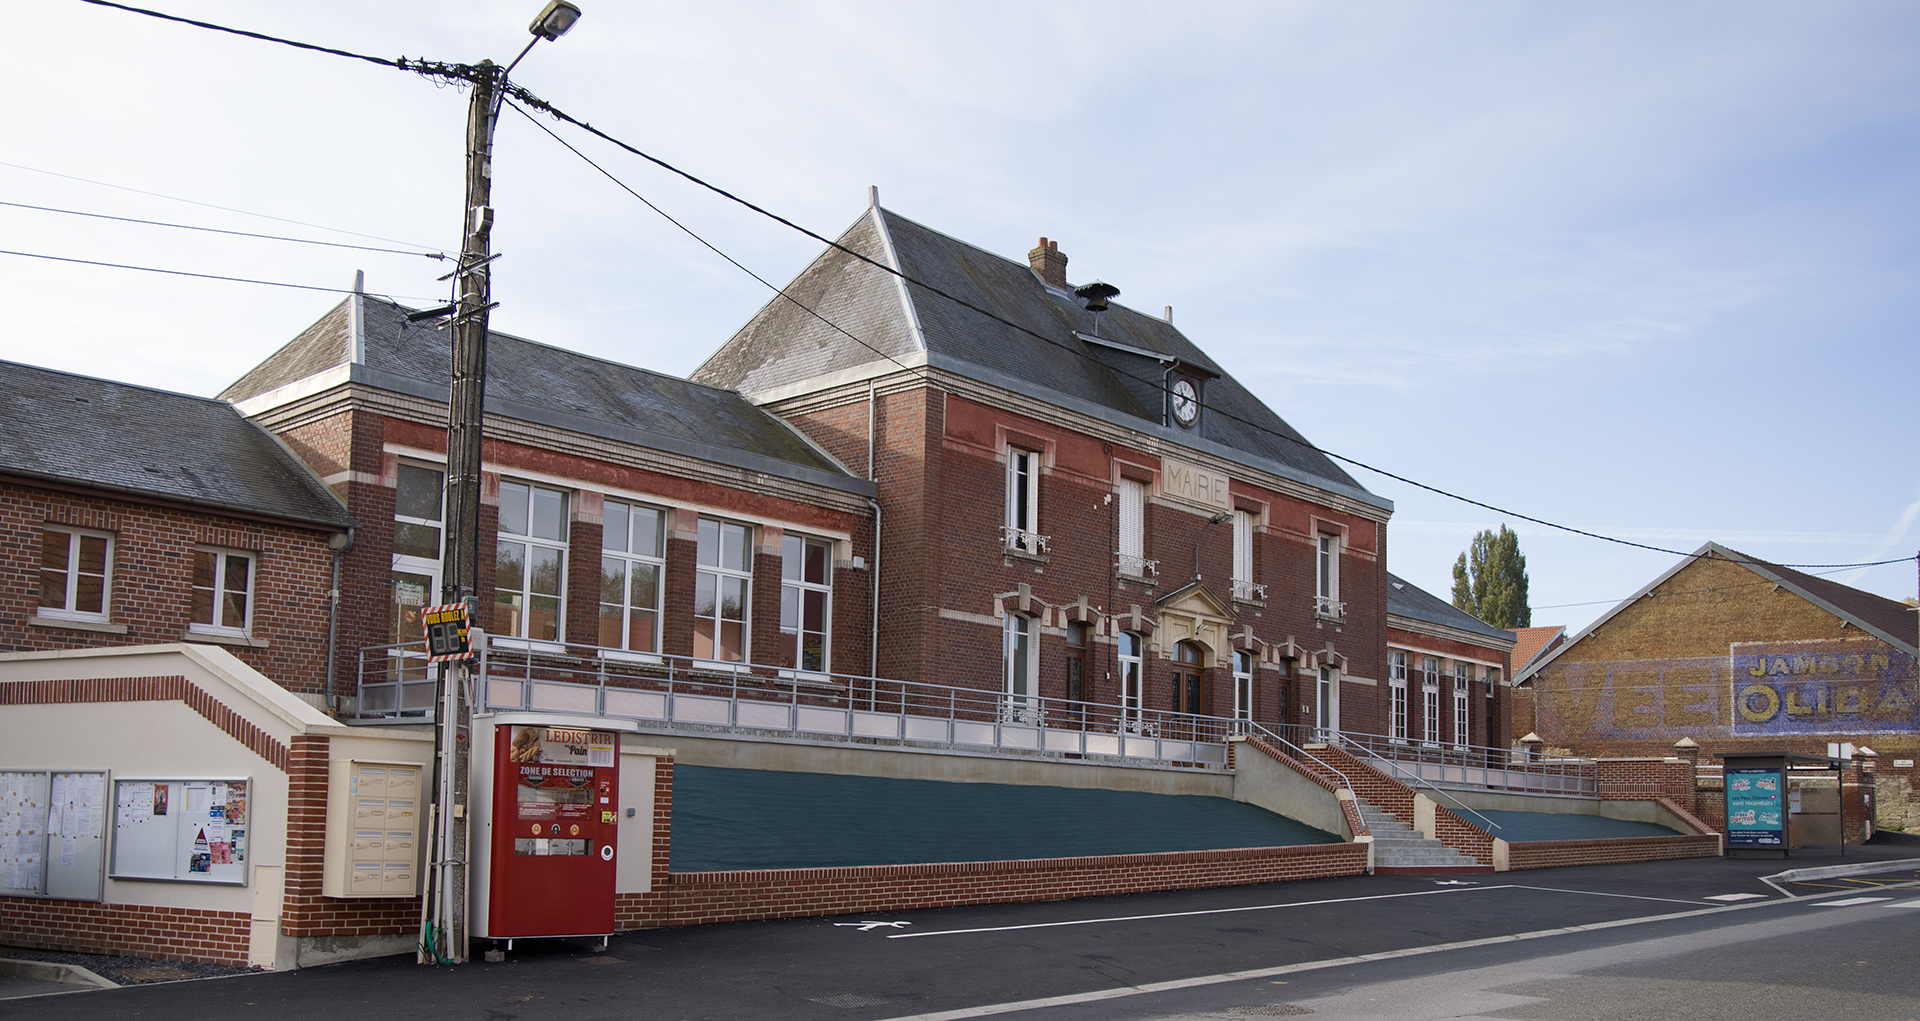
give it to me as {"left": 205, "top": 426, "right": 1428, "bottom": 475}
{"left": 429, "top": 2, "right": 581, "bottom": 969}
{"left": 1192, "top": 509, "right": 1233, "bottom": 582}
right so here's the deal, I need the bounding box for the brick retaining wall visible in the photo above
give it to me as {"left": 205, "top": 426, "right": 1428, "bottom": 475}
{"left": 0, "top": 898, "right": 252, "bottom": 965}
{"left": 1504, "top": 833, "right": 1721, "bottom": 870}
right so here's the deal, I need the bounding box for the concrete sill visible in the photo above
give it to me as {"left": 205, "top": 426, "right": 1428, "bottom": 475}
{"left": 185, "top": 631, "right": 271, "bottom": 649}
{"left": 29, "top": 613, "right": 127, "bottom": 635}
{"left": 1115, "top": 573, "right": 1158, "bottom": 587}
{"left": 1003, "top": 550, "right": 1051, "bottom": 567}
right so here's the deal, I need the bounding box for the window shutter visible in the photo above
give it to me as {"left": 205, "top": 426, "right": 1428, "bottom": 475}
{"left": 1232, "top": 510, "right": 1252, "bottom": 582}
{"left": 1118, "top": 479, "right": 1144, "bottom": 561}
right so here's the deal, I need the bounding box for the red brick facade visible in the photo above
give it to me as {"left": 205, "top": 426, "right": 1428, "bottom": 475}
{"left": 0, "top": 899, "right": 252, "bottom": 965}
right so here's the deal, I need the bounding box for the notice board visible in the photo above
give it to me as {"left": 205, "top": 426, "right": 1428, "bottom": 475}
{"left": 111, "top": 778, "right": 250, "bottom": 885}
{"left": 0, "top": 770, "right": 108, "bottom": 901}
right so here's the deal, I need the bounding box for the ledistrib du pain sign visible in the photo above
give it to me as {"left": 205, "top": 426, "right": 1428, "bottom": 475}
{"left": 421, "top": 603, "right": 475, "bottom": 662}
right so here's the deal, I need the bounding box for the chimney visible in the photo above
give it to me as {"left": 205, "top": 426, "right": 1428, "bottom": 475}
{"left": 1028, "top": 237, "right": 1069, "bottom": 290}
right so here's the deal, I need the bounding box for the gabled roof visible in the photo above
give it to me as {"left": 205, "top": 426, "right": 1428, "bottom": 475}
{"left": 692, "top": 204, "right": 1386, "bottom": 511}
{"left": 1386, "top": 572, "right": 1517, "bottom": 647}
{"left": 1515, "top": 542, "right": 1919, "bottom": 683}
{"left": 0, "top": 360, "right": 354, "bottom": 529}
{"left": 221, "top": 296, "right": 874, "bottom": 498}
{"left": 1507, "top": 625, "right": 1567, "bottom": 676}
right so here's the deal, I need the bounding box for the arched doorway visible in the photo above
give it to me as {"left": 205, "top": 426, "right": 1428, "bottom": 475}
{"left": 1172, "top": 641, "right": 1206, "bottom": 715}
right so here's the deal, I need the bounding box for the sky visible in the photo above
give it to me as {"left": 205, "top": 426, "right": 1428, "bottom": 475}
{"left": 4, "top": 1, "right": 1918, "bottom": 633}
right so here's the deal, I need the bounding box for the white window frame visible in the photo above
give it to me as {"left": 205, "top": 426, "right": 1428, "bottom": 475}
{"left": 1118, "top": 631, "right": 1144, "bottom": 728}
{"left": 1115, "top": 478, "right": 1153, "bottom": 577}
{"left": 1453, "top": 664, "right": 1471, "bottom": 751}
{"left": 1004, "top": 447, "right": 1046, "bottom": 555}
{"left": 188, "top": 547, "right": 254, "bottom": 638}
{"left": 1232, "top": 649, "right": 1254, "bottom": 726}
{"left": 1315, "top": 531, "right": 1343, "bottom": 618}
{"left": 1315, "top": 665, "right": 1339, "bottom": 739}
{"left": 598, "top": 500, "right": 666, "bottom": 660}
{"left": 1421, "top": 655, "right": 1441, "bottom": 746}
{"left": 390, "top": 463, "right": 444, "bottom": 646}
{"left": 694, "top": 518, "right": 753, "bottom": 664}
{"left": 1486, "top": 667, "right": 1500, "bottom": 697}
{"left": 37, "top": 526, "right": 113, "bottom": 622}
{"left": 780, "top": 533, "right": 833, "bottom": 677}
{"left": 1388, "top": 650, "right": 1410, "bottom": 742}
{"left": 1003, "top": 613, "right": 1040, "bottom": 720}
{"left": 495, "top": 480, "right": 570, "bottom": 648}
{"left": 1231, "top": 510, "right": 1264, "bottom": 601}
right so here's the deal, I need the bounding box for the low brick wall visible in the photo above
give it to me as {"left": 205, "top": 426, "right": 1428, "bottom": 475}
{"left": 1503, "top": 833, "right": 1722, "bottom": 871}
{"left": 0, "top": 898, "right": 252, "bottom": 965}
{"left": 625, "top": 842, "right": 1367, "bottom": 929}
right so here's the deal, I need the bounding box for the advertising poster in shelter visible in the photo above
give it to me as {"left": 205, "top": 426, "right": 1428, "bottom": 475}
{"left": 1726, "top": 767, "right": 1786, "bottom": 847}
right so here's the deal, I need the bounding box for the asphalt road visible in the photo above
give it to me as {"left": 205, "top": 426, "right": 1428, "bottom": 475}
{"left": 5, "top": 850, "right": 1918, "bottom": 1020}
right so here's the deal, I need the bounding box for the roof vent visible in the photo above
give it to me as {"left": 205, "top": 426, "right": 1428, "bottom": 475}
{"left": 1028, "top": 237, "right": 1069, "bottom": 290}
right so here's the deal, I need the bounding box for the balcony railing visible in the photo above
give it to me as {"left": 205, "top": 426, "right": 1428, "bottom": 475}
{"left": 1314, "top": 595, "right": 1346, "bottom": 620}
{"left": 1275, "top": 724, "right": 1598, "bottom": 796}
{"left": 1001, "top": 526, "right": 1050, "bottom": 556}
{"left": 356, "top": 640, "right": 1231, "bottom": 769}
{"left": 1231, "top": 578, "right": 1267, "bottom": 601}
{"left": 1115, "top": 553, "right": 1159, "bottom": 579}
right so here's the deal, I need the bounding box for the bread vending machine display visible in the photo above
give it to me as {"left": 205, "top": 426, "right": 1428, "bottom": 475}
{"left": 476, "top": 720, "right": 620, "bottom": 940}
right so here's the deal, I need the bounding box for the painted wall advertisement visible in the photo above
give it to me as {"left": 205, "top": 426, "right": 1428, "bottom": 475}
{"left": 1535, "top": 639, "right": 1917, "bottom": 741}
{"left": 1725, "top": 767, "right": 1785, "bottom": 847}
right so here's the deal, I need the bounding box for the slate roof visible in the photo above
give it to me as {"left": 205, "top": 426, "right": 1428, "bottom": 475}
{"left": 1516, "top": 542, "right": 1919, "bottom": 681}
{"left": 0, "top": 360, "right": 354, "bottom": 529}
{"left": 693, "top": 205, "right": 1379, "bottom": 506}
{"left": 1386, "top": 572, "right": 1518, "bottom": 646}
{"left": 221, "top": 296, "right": 872, "bottom": 497}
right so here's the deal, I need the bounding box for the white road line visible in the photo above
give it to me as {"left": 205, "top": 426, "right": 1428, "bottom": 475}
{"left": 1884, "top": 900, "right": 1920, "bottom": 908}
{"left": 1811, "top": 896, "right": 1892, "bottom": 906}
{"left": 1504, "top": 885, "right": 1711, "bottom": 907}
{"left": 884, "top": 886, "right": 1515, "bottom": 939}
{"left": 1704, "top": 893, "right": 1769, "bottom": 902}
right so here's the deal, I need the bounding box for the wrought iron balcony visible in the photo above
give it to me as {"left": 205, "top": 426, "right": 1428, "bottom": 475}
{"left": 1231, "top": 578, "right": 1267, "bottom": 601}
{"left": 1115, "top": 553, "right": 1159, "bottom": 578}
{"left": 1314, "top": 595, "right": 1346, "bottom": 620}
{"left": 1001, "top": 526, "right": 1050, "bottom": 556}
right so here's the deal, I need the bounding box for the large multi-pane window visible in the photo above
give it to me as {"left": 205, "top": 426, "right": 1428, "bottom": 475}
{"left": 694, "top": 518, "right": 751, "bottom": 662}
{"left": 1454, "top": 662, "right": 1472, "bottom": 749}
{"left": 190, "top": 549, "right": 252, "bottom": 636}
{"left": 599, "top": 501, "right": 664, "bottom": 654}
{"left": 780, "top": 534, "right": 832, "bottom": 674}
{"left": 39, "top": 527, "right": 111, "bottom": 621}
{"left": 496, "top": 481, "right": 568, "bottom": 643}
{"left": 1388, "top": 650, "right": 1410, "bottom": 741}
{"left": 1118, "top": 631, "right": 1143, "bottom": 725}
{"left": 1004, "top": 447, "right": 1043, "bottom": 554}
{"left": 390, "top": 464, "right": 443, "bottom": 647}
{"left": 1421, "top": 655, "right": 1441, "bottom": 745}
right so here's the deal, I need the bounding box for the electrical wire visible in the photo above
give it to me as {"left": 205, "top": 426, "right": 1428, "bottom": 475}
{"left": 0, "top": 247, "right": 438, "bottom": 301}
{"left": 61, "top": 0, "right": 1920, "bottom": 575}
{"left": 0, "top": 200, "right": 447, "bottom": 260}
{"left": 0, "top": 159, "right": 445, "bottom": 252}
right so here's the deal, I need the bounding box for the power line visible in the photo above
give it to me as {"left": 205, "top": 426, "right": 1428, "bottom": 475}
{"left": 68, "top": 0, "right": 1920, "bottom": 575}
{"left": 0, "top": 247, "right": 436, "bottom": 301}
{"left": 0, "top": 200, "right": 447, "bottom": 260}
{"left": 0, "top": 160, "right": 445, "bottom": 251}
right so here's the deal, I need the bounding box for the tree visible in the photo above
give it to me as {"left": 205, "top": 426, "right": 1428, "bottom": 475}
{"left": 1452, "top": 525, "right": 1530, "bottom": 628}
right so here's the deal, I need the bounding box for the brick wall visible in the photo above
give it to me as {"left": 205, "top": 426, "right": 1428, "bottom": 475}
{"left": 0, "top": 480, "right": 340, "bottom": 697}
{"left": 1596, "top": 758, "right": 1695, "bottom": 810}
{"left": 1504, "top": 834, "right": 1721, "bottom": 870}
{"left": 1308, "top": 743, "right": 1494, "bottom": 864}
{"left": 278, "top": 735, "right": 421, "bottom": 940}
{"left": 0, "top": 899, "right": 252, "bottom": 965}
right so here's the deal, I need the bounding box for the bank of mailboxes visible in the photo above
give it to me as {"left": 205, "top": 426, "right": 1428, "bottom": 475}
{"left": 323, "top": 759, "right": 424, "bottom": 898}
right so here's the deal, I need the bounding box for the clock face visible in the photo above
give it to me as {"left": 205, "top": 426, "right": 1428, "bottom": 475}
{"left": 1171, "top": 379, "right": 1199, "bottom": 425}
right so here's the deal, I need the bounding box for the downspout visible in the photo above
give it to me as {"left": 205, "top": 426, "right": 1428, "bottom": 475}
{"left": 325, "top": 528, "right": 355, "bottom": 715}
{"left": 868, "top": 497, "right": 882, "bottom": 680}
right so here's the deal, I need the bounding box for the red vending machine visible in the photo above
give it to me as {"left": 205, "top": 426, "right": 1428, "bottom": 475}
{"left": 472, "top": 714, "right": 622, "bottom": 943}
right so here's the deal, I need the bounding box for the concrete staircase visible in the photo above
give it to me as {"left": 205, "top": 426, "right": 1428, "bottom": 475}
{"left": 1356, "top": 798, "right": 1481, "bottom": 872}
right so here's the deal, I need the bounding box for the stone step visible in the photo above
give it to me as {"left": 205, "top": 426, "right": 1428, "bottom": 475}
{"left": 1354, "top": 796, "right": 1478, "bottom": 868}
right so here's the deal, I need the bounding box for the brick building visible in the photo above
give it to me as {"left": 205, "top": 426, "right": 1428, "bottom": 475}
{"left": 693, "top": 196, "right": 1395, "bottom": 736}
{"left": 1384, "top": 573, "right": 1515, "bottom": 750}
{"left": 0, "top": 359, "right": 355, "bottom": 696}
{"left": 218, "top": 291, "right": 878, "bottom": 711}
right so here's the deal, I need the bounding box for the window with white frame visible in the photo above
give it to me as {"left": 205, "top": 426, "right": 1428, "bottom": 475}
{"left": 39, "top": 526, "right": 111, "bottom": 621}
{"left": 781, "top": 533, "right": 832, "bottom": 674}
{"left": 1003, "top": 613, "right": 1038, "bottom": 707}
{"left": 1232, "top": 649, "right": 1254, "bottom": 723}
{"left": 1388, "top": 650, "right": 1409, "bottom": 741}
{"left": 1116, "top": 477, "right": 1150, "bottom": 576}
{"left": 390, "top": 463, "right": 443, "bottom": 646}
{"left": 1118, "top": 631, "right": 1144, "bottom": 725}
{"left": 599, "top": 501, "right": 664, "bottom": 654}
{"left": 1231, "top": 509, "right": 1262, "bottom": 601}
{"left": 189, "top": 548, "right": 253, "bottom": 636}
{"left": 1453, "top": 663, "right": 1471, "bottom": 750}
{"left": 1421, "top": 655, "right": 1441, "bottom": 745}
{"left": 1315, "top": 531, "right": 1342, "bottom": 617}
{"left": 695, "top": 518, "right": 751, "bottom": 662}
{"left": 1486, "top": 666, "right": 1500, "bottom": 697}
{"left": 1315, "top": 665, "right": 1338, "bottom": 736}
{"left": 496, "top": 480, "right": 569, "bottom": 643}
{"left": 1004, "top": 447, "right": 1044, "bottom": 554}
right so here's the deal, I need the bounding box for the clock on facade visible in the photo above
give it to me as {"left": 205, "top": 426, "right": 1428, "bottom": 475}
{"left": 1171, "top": 378, "right": 1199, "bottom": 427}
